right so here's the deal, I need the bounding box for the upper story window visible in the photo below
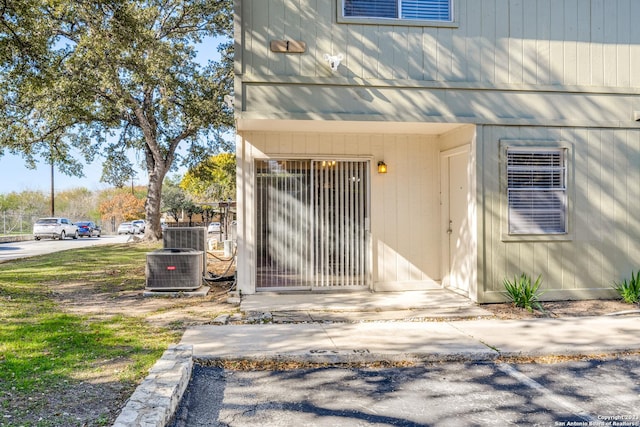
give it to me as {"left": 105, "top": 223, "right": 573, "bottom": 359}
{"left": 343, "top": 0, "right": 452, "bottom": 22}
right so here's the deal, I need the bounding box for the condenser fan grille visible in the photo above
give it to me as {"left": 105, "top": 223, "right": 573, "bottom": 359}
{"left": 145, "top": 248, "right": 203, "bottom": 290}
{"left": 162, "top": 227, "right": 207, "bottom": 275}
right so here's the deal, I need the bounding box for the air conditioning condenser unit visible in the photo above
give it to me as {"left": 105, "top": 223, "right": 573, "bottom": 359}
{"left": 162, "top": 227, "right": 207, "bottom": 276}
{"left": 145, "top": 248, "right": 203, "bottom": 291}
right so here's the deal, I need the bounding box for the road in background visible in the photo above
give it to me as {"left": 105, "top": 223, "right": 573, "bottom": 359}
{"left": 0, "top": 234, "right": 132, "bottom": 262}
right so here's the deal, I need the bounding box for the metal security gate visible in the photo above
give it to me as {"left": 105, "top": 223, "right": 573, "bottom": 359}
{"left": 256, "top": 160, "right": 369, "bottom": 290}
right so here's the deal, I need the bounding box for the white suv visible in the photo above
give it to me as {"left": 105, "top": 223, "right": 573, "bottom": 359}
{"left": 33, "top": 217, "right": 78, "bottom": 240}
{"left": 132, "top": 220, "right": 146, "bottom": 234}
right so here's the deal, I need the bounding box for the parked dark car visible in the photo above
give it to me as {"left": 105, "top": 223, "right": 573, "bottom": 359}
{"left": 75, "top": 221, "right": 101, "bottom": 238}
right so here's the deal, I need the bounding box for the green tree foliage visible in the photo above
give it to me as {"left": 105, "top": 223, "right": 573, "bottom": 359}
{"left": 180, "top": 152, "right": 236, "bottom": 202}
{"left": 184, "top": 200, "right": 203, "bottom": 226}
{"left": 101, "top": 152, "right": 138, "bottom": 189}
{"left": 161, "top": 177, "right": 188, "bottom": 223}
{"left": 0, "top": 0, "right": 234, "bottom": 240}
{"left": 180, "top": 152, "right": 235, "bottom": 224}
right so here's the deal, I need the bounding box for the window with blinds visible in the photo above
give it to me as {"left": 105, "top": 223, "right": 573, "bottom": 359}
{"left": 507, "top": 148, "right": 567, "bottom": 234}
{"left": 343, "top": 0, "right": 452, "bottom": 21}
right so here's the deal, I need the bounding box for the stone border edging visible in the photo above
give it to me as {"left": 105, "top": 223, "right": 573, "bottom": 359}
{"left": 0, "top": 235, "right": 33, "bottom": 243}
{"left": 112, "top": 344, "right": 193, "bottom": 427}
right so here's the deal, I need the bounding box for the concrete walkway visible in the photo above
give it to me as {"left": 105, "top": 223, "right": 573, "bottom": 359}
{"left": 113, "top": 292, "right": 640, "bottom": 427}
{"left": 182, "top": 315, "right": 640, "bottom": 362}
{"left": 240, "top": 289, "right": 494, "bottom": 322}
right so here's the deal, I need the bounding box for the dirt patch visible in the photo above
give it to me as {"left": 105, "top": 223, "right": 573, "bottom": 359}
{"left": 49, "top": 250, "right": 238, "bottom": 328}
{"left": 482, "top": 299, "right": 639, "bottom": 320}
{"left": 52, "top": 282, "right": 236, "bottom": 328}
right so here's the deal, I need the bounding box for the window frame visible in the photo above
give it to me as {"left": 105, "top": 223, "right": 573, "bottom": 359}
{"left": 337, "top": 0, "right": 458, "bottom": 28}
{"left": 500, "top": 140, "right": 574, "bottom": 242}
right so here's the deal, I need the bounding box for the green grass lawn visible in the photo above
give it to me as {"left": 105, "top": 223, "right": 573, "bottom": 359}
{"left": 0, "top": 243, "right": 182, "bottom": 426}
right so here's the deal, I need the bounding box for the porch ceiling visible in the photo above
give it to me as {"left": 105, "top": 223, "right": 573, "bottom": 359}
{"left": 237, "top": 118, "right": 467, "bottom": 136}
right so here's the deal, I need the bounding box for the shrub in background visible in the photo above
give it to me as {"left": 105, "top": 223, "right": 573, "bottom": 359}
{"left": 613, "top": 271, "right": 640, "bottom": 304}
{"left": 503, "top": 273, "right": 545, "bottom": 312}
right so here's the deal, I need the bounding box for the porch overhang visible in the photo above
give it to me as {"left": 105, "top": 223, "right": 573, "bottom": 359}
{"left": 236, "top": 117, "right": 468, "bottom": 136}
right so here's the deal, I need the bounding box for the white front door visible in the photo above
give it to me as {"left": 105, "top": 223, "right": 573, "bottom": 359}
{"left": 441, "top": 145, "right": 471, "bottom": 294}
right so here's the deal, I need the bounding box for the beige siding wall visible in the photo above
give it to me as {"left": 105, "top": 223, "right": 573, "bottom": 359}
{"left": 373, "top": 132, "right": 441, "bottom": 289}
{"left": 236, "top": 0, "right": 640, "bottom": 128}
{"left": 235, "top": 128, "right": 475, "bottom": 294}
{"left": 234, "top": 0, "right": 640, "bottom": 301}
{"left": 238, "top": 0, "right": 640, "bottom": 87}
{"left": 478, "top": 126, "right": 640, "bottom": 302}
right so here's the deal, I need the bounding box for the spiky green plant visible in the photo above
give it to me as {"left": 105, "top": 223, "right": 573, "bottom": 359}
{"left": 613, "top": 271, "right": 640, "bottom": 304}
{"left": 503, "top": 273, "right": 545, "bottom": 312}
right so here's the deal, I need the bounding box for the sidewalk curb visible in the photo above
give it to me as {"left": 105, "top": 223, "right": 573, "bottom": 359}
{"left": 191, "top": 346, "right": 640, "bottom": 366}
{"left": 193, "top": 350, "right": 501, "bottom": 365}
{"left": 495, "top": 347, "right": 640, "bottom": 360}
{"left": 112, "top": 345, "right": 193, "bottom": 427}
{"left": 0, "top": 235, "right": 33, "bottom": 243}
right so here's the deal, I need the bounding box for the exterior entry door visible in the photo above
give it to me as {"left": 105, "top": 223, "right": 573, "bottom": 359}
{"left": 441, "top": 146, "right": 471, "bottom": 294}
{"left": 255, "top": 160, "right": 370, "bottom": 290}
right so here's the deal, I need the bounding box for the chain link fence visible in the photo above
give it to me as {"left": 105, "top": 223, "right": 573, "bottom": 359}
{"left": 0, "top": 212, "right": 44, "bottom": 236}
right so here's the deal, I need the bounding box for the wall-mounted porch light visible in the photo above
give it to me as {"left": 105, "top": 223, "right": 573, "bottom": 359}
{"left": 377, "top": 161, "right": 387, "bottom": 174}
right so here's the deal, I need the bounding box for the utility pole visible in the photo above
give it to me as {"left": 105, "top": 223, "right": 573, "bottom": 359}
{"left": 50, "top": 155, "right": 55, "bottom": 216}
